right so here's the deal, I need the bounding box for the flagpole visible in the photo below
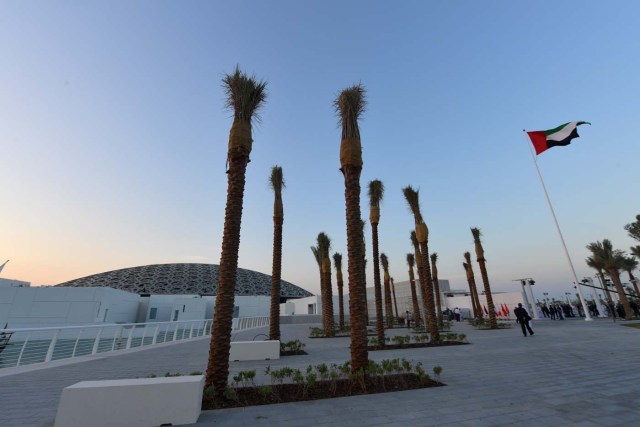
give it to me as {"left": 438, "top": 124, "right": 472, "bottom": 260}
{"left": 522, "top": 130, "right": 593, "bottom": 321}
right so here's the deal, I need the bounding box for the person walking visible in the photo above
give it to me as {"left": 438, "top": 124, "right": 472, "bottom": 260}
{"left": 513, "top": 303, "right": 534, "bottom": 337}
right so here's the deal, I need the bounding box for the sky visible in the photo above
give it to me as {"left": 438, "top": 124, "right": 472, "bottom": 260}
{"left": 2, "top": 1, "right": 639, "bottom": 302}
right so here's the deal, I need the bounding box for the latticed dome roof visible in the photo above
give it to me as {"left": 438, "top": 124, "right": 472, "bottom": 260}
{"left": 56, "top": 263, "right": 312, "bottom": 299}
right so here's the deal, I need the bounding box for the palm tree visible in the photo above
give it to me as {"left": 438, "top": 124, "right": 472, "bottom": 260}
{"left": 206, "top": 67, "right": 267, "bottom": 395}
{"left": 586, "top": 255, "right": 613, "bottom": 303}
{"left": 470, "top": 228, "right": 498, "bottom": 329}
{"left": 391, "top": 277, "right": 399, "bottom": 321}
{"left": 402, "top": 186, "right": 439, "bottom": 342}
{"left": 430, "top": 253, "right": 444, "bottom": 328}
{"left": 631, "top": 246, "right": 640, "bottom": 259}
{"left": 268, "top": 166, "right": 285, "bottom": 341}
{"left": 367, "top": 180, "right": 386, "bottom": 345}
{"left": 335, "top": 83, "right": 368, "bottom": 372}
{"left": 380, "top": 253, "right": 394, "bottom": 328}
{"left": 317, "top": 232, "right": 335, "bottom": 336}
{"left": 586, "top": 240, "right": 633, "bottom": 319}
{"left": 333, "top": 253, "right": 345, "bottom": 329}
{"left": 406, "top": 253, "right": 421, "bottom": 327}
{"left": 464, "top": 252, "right": 483, "bottom": 321}
{"left": 410, "top": 231, "right": 426, "bottom": 326}
{"left": 620, "top": 256, "right": 640, "bottom": 298}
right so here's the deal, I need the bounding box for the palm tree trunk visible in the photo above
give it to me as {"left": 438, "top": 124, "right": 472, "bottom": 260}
{"left": 629, "top": 272, "right": 640, "bottom": 298}
{"left": 383, "top": 273, "right": 393, "bottom": 328}
{"left": 268, "top": 217, "right": 283, "bottom": 341}
{"left": 476, "top": 249, "right": 498, "bottom": 328}
{"left": 431, "top": 268, "right": 443, "bottom": 328}
{"left": 608, "top": 268, "right": 633, "bottom": 320}
{"left": 468, "top": 272, "right": 482, "bottom": 321}
{"left": 205, "top": 157, "right": 248, "bottom": 396}
{"left": 418, "top": 243, "right": 439, "bottom": 342}
{"left": 371, "top": 223, "right": 385, "bottom": 344}
{"left": 409, "top": 270, "right": 421, "bottom": 327}
{"left": 337, "top": 271, "right": 345, "bottom": 329}
{"left": 343, "top": 165, "right": 368, "bottom": 372}
{"left": 391, "top": 280, "right": 399, "bottom": 321}
{"left": 322, "top": 260, "right": 335, "bottom": 337}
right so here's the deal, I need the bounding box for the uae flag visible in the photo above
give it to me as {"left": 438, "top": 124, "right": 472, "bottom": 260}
{"left": 527, "top": 121, "right": 590, "bottom": 155}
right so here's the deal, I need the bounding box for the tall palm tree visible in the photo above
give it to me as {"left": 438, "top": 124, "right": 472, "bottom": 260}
{"left": 403, "top": 186, "right": 439, "bottom": 342}
{"left": 391, "top": 277, "right": 400, "bottom": 321}
{"left": 335, "top": 83, "right": 368, "bottom": 372}
{"left": 380, "top": 253, "right": 394, "bottom": 328}
{"left": 464, "top": 252, "right": 483, "bottom": 321}
{"left": 586, "top": 255, "right": 613, "bottom": 303}
{"left": 586, "top": 240, "right": 633, "bottom": 319}
{"left": 620, "top": 256, "right": 640, "bottom": 298}
{"left": 410, "top": 231, "right": 426, "bottom": 325}
{"left": 268, "top": 166, "right": 285, "bottom": 341}
{"left": 367, "top": 180, "right": 385, "bottom": 345}
{"left": 406, "top": 253, "right": 421, "bottom": 327}
{"left": 317, "top": 232, "right": 335, "bottom": 336}
{"left": 206, "top": 67, "right": 267, "bottom": 395}
{"left": 430, "top": 253, "right": 443, "bottom": 328}
{"left": 333, "top": 253, "right": 345, "bottom": 329}
{"left": 361, "top": 220, "right": 369, "bottom": 326}
{"left": 470, "top": 228, "right": 498, "bottom": 329}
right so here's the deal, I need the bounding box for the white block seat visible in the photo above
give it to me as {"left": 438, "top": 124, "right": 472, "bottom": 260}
{"left": 229, "top": 340, "right": 280, "bottom": 361}
{"left": 54, "top": 375, "right": 204, "bottom": 427}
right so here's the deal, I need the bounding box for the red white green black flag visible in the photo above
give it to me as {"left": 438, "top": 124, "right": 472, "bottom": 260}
{"left": 527, "top": 121, "right": 590, "bottom": 155}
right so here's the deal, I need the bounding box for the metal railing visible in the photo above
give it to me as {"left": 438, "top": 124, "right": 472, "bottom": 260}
{"left": 0, "top": 316, "right": 269, "bottom": 369}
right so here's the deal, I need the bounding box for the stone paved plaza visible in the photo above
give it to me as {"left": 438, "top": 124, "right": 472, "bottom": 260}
{"left": 1, "top": 318, "right": 639, "bottom": 426}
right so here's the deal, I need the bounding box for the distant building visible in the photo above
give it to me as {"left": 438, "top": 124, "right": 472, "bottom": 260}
{"left": 1, "top": 264, "right": 312, "bottom": 328}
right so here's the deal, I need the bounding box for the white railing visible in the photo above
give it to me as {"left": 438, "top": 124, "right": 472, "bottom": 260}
{"left": 0, "top": 316, "right": 269, "bottom": 370}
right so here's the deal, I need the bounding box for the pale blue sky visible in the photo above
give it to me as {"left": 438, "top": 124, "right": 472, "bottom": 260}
{"left": 2, "top": 1, "right": 639, "bottom": 301}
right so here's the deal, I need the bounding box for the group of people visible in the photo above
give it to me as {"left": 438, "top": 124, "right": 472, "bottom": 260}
{"left": 540, "top": 303, "right": 572, "bottom": 320}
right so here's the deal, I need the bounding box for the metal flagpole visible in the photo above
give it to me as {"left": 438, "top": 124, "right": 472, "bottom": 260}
{"left": 522, "top": 131, "right": 593, "bottom": 321}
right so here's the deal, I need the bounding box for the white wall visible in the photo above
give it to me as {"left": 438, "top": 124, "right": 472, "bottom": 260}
{"left": 0, "top": 287, "right": 140, "bottom": 328}
{"left": 0, "top": 278, "right": 31, "bottom": 288}
{"left": 281, "top": 295, "right": 348, "bottom": 319}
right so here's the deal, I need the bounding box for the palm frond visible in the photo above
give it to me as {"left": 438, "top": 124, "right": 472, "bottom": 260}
{"left": 402, "top": 186, "right": 422, "bottom": 223}
{"left": 310, "top": 246, "right": 321, "bottom": 268}
{"left": 333, "top": 252, "right": 342, "bottom": 270}
{"left": 620, "top": 255, "right": 638, "bottom": 272}
{"left": 223, "top": 65, "right": 268, "bottom": 124}
{"left": 317, "top": 232, "right": 332, "bottom": 258}
{"left": 334, "top": 83, "right": 366, "bottom": 139}
{"left": 631, "top": 246, "right": 640, "bottom": 259}
{"left": 380, "top": 253, "right": 389, "bottom": 271}
{"left": 410, "top": 231, "right": 419, "bottom": 248}
{"left": 406, "top": 253, "right": 415, "bottom": 268}
{"left": 367, "top": 180, "right": 385, "bottom": 208}
{"left": 470, "top": 227, "right": 482, "bottom": 243}
{"left": 430, "top": 252, "right": 438, "bottom": 264}
{"left": 624, "top": 214, "right": 640, "bottom": 242}
{"left": 463, "top": 252, "right": 472, "bottom": 263}
{"left": 269, "top": 165, "right": 285, "bottom": 193}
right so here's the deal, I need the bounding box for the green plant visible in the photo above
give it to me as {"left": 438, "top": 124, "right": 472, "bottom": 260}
{"left": 204, "top": 385, "right": 216, "bottom": 398}
{"left": 190, "top": 371, "right": 203, "bottom": 376}
{"left": 257, "top": 385, "right": 272, "bottom": 401}
{"left": 433, "top": 365, "right": 442, "bottom": 379}
{"left": 223, "top": 385, "right": 238, "bottom": 401}
{"left": 164, "top": 372, "right": 181, "bottom": 377}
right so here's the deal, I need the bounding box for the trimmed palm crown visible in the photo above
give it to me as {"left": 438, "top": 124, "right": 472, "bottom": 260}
{"left": 335, "top": 84, "right": 366, "bottom": 139}
{"left": 224, "top": 66, "right": 267, "bottom": 124}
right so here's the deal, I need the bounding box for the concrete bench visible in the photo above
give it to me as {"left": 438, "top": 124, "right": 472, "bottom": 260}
{"left": 54, "top": 375, "right": 204, "bottom": 427}
{"left": 229, "top": 340, "right": 280, "bottom": 361}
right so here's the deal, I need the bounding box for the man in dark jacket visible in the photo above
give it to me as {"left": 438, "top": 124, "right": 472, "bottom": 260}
{"left": 514, "top": 303, "right": 534, "bottom": 337}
